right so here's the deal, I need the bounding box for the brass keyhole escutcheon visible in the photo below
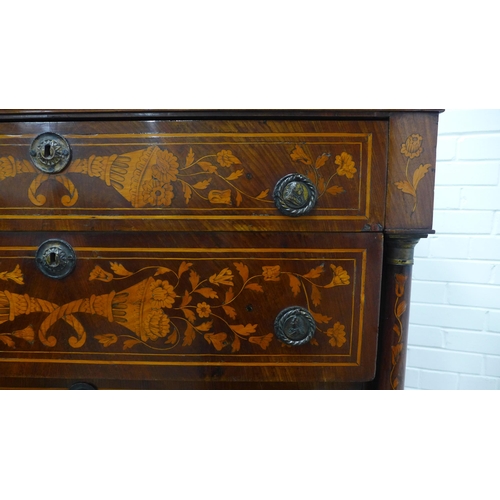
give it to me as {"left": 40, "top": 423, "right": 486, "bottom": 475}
{"left": 36, "top": 240, "right": 76, "bottom": 279}
{"left": 29, "top": 132, "right": 71, "bottom": 174}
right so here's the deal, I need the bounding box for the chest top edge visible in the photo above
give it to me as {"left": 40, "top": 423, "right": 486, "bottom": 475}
{"left": 0, "top": 110, "right": 445, "bottom": 123}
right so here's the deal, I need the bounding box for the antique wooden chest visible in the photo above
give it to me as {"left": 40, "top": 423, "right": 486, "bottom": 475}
{"left": 0, "top": 110, "right": 440, "bottom": 389}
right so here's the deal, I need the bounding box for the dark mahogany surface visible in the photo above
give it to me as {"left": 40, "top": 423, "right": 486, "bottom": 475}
{"left": 0, "top": 110, "right": 440, "bottom": 389}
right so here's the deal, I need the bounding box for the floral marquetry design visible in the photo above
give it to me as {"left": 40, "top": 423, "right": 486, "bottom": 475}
{"left": 0, "top": 260, "right": 353, "bottom": 354}
{"left": 391, "top": 273, "right": 408, "bottom": 390}
{"left": 289, "top": 145, "right": 357, "bottom": 198}
{"left": 395, "top": 133, "right": 432, "bottom": 213}
{"left": 0, "top": 146, "right": 258, "bottom": 209}
{"left": 216, "top": 150, "right": 241, "bottom": 167}
{"left": 155, "top": 149, "right": 180, "bottom": 182}
{"left": 0, "top": 265, "right": 24, "bottom": 284}
{"left": 0, "top": 142, "right": 360, "bottom": 211}
{"left": 149, "top": 280, "right": 177, "bottom": 309}
{"left": 143, "top": 179, "right": 175, "bottom": 207}
{"left": 326, "top": 322, "right": 347, "bottom": 347}
{"left": 335, "top": 152, "right": 357, "bottom": 179}
{"left": 0, "top": 326, "right": 36, "bottom": 348}
{"left": 69, "top": 146, "right": 252, "bottom": 208}
{"left": 207, "top": 189, "right": 232, "bottom": 205}
{"left": 401, "top": 134, "right": 423, "bottom": 159}
{"left": 262, "top": 266, "right": 280, "bottom": 281}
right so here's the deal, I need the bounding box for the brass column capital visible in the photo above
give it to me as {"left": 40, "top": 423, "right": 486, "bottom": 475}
{"left": 385, "top": 235, "right": 425, "bottom": 266}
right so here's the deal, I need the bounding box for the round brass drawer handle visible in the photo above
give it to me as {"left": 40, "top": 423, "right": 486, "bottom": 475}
{"left": 274, "top": 306, "right": 316, "bottom": 346}
{"left": 273, "top": 173, "right": 318, "bottom": 217}
{"left": 35, "top": 239, "right": 76, "bottom": 279}
{"left": 29, "top": 132, "right": 71, "bottom": 174}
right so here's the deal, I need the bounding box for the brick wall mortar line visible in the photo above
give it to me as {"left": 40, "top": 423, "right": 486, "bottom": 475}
{"left": 415, "top": 257, "right": 498, "bottom": 265}
{"left": 411, "top": 302, "right": 495, "bottom": 311}
{"left": 438, "top": 131, "right": 500, "bottom": 137}
{"left": 443, "top": 326, "right": 500, "bottom": 334}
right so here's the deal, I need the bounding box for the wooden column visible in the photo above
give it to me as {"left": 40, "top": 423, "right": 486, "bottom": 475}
{"left": 375, "top": 235, "right": 423, "bottom": 390}
{"left": 374, "top": 111, "right": 439, "bottom": 390}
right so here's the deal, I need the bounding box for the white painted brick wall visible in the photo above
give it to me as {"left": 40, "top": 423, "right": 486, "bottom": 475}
{"left": 436, "top": 161, "right": 500, "bottom": 186}
{"left": 405, "top": 109, "right": 500, "bottom": 390}
{"left": 489, "top": 311, "right": 500, "bottom": 333}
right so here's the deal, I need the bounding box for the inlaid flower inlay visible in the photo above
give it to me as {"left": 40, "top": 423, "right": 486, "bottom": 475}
{"left": 395, "top": 133, "right": 432, "bottom": 213}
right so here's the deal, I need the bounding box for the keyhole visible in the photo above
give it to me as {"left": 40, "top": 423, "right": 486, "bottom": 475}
{"left": 42, "top": 143, "right": 54, "bottom": 160}
{"left": 49, "top": 251, "right": 58, "bottom": 267}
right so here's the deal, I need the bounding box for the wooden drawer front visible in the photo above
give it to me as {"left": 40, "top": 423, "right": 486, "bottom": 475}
{"left": 0, "top": 120, "right": 387, "bottom": 232}
{"left": 0, "top": 232, "right": 382, "bottom": 385}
